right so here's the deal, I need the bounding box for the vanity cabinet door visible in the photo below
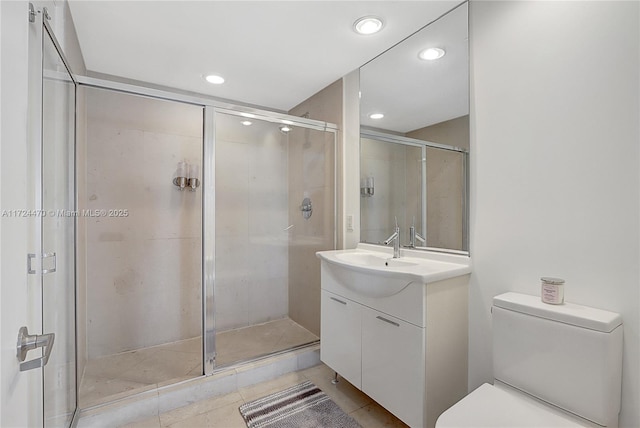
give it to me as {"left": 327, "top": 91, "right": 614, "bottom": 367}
{"left": 320, "top": 290, "right": 362, "bottom": 388}
{"left": 361, "top": 307, "right": 425, "bottom": 428}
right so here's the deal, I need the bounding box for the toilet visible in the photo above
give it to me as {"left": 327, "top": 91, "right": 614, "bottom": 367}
{"left": 437, "top": 292, "right": 623, "bottom": 427}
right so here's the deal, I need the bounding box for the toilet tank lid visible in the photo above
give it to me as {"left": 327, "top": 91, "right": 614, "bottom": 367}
{"left": 493, "top": 292, "right": 622, "bottom": 333}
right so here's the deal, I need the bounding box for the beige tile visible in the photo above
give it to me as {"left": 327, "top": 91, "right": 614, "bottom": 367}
{"left": 301, "top": 364, "right": 372, "bottom": 414}
{"left": 79, "top": 375, "right": 154, "bottom": 408}
{"left": 80, "top": 337, "right": 201, "bottom": 407}
{"left": 119, "top": 415, "right": 161, "bottom": 428}
{"left": 118, "top": 348, "right": 201, "bottom": 384}
{"left": 159, "top": 337, "right": 201, "bottom": 355}
{"left": 83, "top": 348, "right": 147, "bottom": 380}
{"left": 159, "top": 392, "right": 243, "bottom": 427}
{"left": 155, "top": 372, "right": 201, "bottom": 389}
{"left": 349, "top": 402, "right": 409, "bottom": 428}
{"left": 80, "top": 320, "right": 315, "bottom": 409}
{"left": 166, "top": 401, "right": 246, "bottom": 428}
{"left": 238, "top": 371, "right": 307, "bottom": 403}
{"left": 215, "top": 318, "right": 317, "bottom": 366}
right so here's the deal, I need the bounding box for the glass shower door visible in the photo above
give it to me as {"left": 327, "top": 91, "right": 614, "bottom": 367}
{"left": 41, "top": 27, "right": 76, "bottom": 428}
{"left": 210, "top": 111, "right": 335, "bottom": 368}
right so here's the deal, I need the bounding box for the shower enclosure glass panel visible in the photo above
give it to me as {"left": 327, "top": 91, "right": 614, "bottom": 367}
{"left": 42, "top": 27, "right": 76, "bottom": 428}
{"left": 79, "top": 87, "right": 203, "bottom": 407}
{"left": 213, "top": 112, "right": 335, "bottom": 366}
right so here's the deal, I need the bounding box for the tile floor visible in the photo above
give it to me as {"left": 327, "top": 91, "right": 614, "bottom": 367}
{"left": 80, "top": 318, "right": 318, "bottom": 408}
{"left": 120, "top": 363, "right": 408, "bottom": 428}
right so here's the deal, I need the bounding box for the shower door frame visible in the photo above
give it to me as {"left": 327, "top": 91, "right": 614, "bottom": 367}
{"left": 76, "top": 75, "right": 338, "bottom": 377}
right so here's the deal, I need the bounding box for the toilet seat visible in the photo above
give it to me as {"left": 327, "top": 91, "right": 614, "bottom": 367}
{"left": 436, "top": 382, "right": 599, "bottom": 428}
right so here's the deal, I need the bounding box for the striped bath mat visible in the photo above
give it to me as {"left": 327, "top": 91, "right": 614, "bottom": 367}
{"left": 239, "top": 380, "right": 361, "bottom": 428}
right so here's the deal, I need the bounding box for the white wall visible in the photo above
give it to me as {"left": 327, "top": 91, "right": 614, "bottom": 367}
{"left": 469, "top": 2, "right": 639, "bottom": 427}
{"left": 1, "top": 2, "right": 38, "bottom": 425}
{"left": 1, "top": 1, "right": 85, "bottom": 425}
{"left": 342, "top": 70, "right": 361, "bottom": 250}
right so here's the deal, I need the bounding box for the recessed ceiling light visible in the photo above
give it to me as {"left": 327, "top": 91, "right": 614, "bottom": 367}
{"left": 369, "top": 113, "right": 384, "bottom": 120}
{"left": 241, "top": 120, "right": 252, "bottom": 126}
{"left": 205, "top": 74, "right": 225, "bottom": 84}
{"left": 418, "top": 47, "right": 446, "bottom": 61}
{"left": 279, "top": 125, "right": 291, "bottom": 133}
{"left": 354, "top": 16, "right": 384, "bottom": 35}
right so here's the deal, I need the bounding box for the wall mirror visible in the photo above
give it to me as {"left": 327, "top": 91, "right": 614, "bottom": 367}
{"left": 359, "top": 2, "right": 469, "bottom": 253}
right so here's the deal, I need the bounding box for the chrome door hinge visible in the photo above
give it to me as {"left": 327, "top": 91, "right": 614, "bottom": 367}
{"left": 29, "top": 4, "right": 50, "bottom": 23}
{"left": 27, "top": 252, "right": 57, "bottom": 274}
{"left": 28, "top": 3, "right": 36, "bottom": 23}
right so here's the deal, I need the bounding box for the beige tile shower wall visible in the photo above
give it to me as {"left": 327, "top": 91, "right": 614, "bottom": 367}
{"left": 425, "top": 148, "right": 464, "bottom": 250}
{"left": 288, "top": 79, "right": 341, "bottom": 336}
{"left": 407, "top": 115, "right": 470, "bottom": 150}
{"left": 407, "top": 116, "right": 468, "bottom": 251}
{"left": 85, "top": 88, "right": 203, "bottom": 359}
{"left": 404, "top": 145, "right": 423, "bottom": 237}
{"left": 214, "top": 118, "right": 290, "bottom": 332}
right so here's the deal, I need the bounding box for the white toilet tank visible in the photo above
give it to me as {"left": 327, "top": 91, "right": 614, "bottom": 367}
{"left": 492, "top": 292, "right": 623, "bottom": 427}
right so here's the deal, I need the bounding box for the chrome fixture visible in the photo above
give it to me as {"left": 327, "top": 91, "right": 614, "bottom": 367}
{"left": 407, "top": 218, "right": 425, "bottom": 248}
{"left": 408, "top": 225, "right": 426, "bottom": 248}
{"left": 383, "top": 218, "right": 400, "bottom": 258}
{"left": 360, "top": 176, "right": 374, "bottom": 197}
{"left": 173, "top": 161, "right": 200, "bottom": 191}
{"left": 300, "top": 196, "right": 312, "bottom": 219}
{"left": 17, "top": 326, "right": 55, "bottom": 372}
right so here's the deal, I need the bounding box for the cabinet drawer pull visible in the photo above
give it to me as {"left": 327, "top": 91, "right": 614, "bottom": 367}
{"left": 330, "top": 296, "right": 347, "bottom": 305}
{"left": 376, "top": 315, "right": 400, "bottom": 327}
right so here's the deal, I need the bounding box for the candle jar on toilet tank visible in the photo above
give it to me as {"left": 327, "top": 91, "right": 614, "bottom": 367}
{"left": 541, "top": 277, "right": 565, "bottom": 304}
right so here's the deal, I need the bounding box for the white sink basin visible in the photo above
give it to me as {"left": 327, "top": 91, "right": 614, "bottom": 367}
{"left": 317, "top": 244, "right": 471, "bottom": 298}
{"left": 335, "top": 252, "right": 418, "bottom": 268}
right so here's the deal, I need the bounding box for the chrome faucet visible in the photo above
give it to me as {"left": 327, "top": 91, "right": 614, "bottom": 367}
{"left": 383, "top": 220, "right": 401, "bottom": 258}
{"left": 408, "top": 225, "right": 426, "bottom": 248}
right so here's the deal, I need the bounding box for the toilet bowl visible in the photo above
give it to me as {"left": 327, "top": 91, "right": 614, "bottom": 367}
{"left": 437, "top": 382, "right": 602, "bottom": 427}
{"left": 436, "top": 292, "right": 623, "bottom": 428}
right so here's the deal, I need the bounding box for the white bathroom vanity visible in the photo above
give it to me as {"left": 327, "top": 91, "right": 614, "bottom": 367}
{"left": 317, "top": 244, "right": 471, "bottom": 428}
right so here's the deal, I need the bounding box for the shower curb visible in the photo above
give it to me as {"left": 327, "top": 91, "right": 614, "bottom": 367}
{"left": 75, "top": 344, "right": 321, "bottom": 427}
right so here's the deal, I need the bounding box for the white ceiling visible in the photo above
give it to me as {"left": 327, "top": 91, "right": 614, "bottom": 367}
{"left": 360, "top": 2, "right": 468, "bottom": 133}
{"left": 67, "top": 1, "right": 463, "bottom": 112}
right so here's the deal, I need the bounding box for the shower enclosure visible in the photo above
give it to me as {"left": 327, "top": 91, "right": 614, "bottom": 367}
{"left": 77, "top": 84, "right": 336, "bottom": 408}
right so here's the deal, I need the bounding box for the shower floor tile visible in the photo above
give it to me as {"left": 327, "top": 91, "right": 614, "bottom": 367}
{"left": 79, "top": 318, "right": 318, "bottom": 409}
{"left": 215, "top": 318, "right": 319, "bottom": 366}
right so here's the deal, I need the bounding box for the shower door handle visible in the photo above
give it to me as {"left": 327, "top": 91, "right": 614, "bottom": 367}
{"left": 16, "top": 326, "right": 55, "bottom": 371}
